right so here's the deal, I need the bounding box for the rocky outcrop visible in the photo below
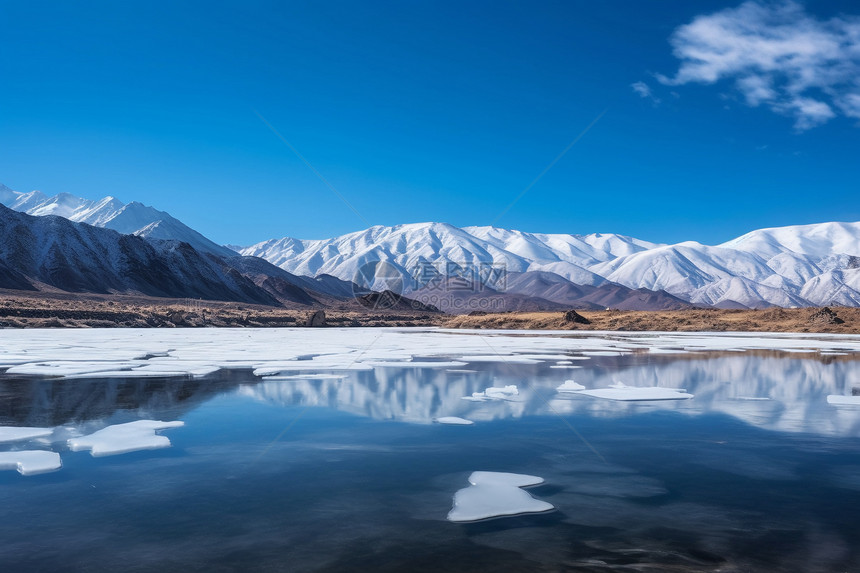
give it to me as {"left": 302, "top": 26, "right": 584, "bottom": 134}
{"left": 809, "top": 307, "right": 844, "bottom": 325}
{"left": 563, "top": 309, "right": 591, "bottom": 324}
{"left": 306, "top": 310, "right": 326, "bottom": 327}
{"left": 357, "top": 290, "right": 440, "bottom": 312}
{"left": 0, "top": 204, "right": 280, "bottom": 306}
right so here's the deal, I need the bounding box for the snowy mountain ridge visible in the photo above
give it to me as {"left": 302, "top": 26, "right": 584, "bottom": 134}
{"left": 241, "top": 222, "right": 659, "bottom": 290}
{"left": 242, "top": 220, "right": 860, "bottom": 309}
{"left": 0, "top": 202, "right": 279, "bottom": 304}
{"left": 4, "top": 182, "right": 860, "bottom": 310}
{"left": 0, "top": 185, "right": 236, "bottom": 257}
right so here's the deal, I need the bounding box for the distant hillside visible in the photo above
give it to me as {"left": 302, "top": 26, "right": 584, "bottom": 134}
{"left": 7, "top": 181, "right": 860, "bottom": 311}
{"left": 0, "top": 184, "right": 236, "bottom": 257}
{"left": 242, "top": 220, "right": 860, "bottom": 309}
{"left": 0, "top": 203, "right": 300, "bottom": 306}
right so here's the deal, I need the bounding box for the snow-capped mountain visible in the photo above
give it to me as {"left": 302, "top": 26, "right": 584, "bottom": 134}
{"left": 242, "top": 221, "right": 860, "bottom": 309}
{"left": 0, "top": 186, "right": 236, "bottom": 257}
{"left": 0, "top": 203, "right": 279, "bottom": 303}
{"left": 241, "top": 222, "right": 657, "bottom": 289}
{"left": 0, "top": 201, "right": 369, "bottom": 307}
{"left": 5, "top": 181, "right": 860, "bottom": 310}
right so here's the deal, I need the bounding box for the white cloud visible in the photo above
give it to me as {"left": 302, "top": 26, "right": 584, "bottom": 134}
{"left": 658, "top": 1, "right": 860, "bottom": 130}
{"left": 775, "top": 96, "right": 836, "bottom": 130}
{"left": 840, "top": 93, "right": 860, "bottom": 118}
{"left": 631, "top": 81, "right": 660, "bottom": 104}
{"left": 631, "top": 81, "right": 652, "bottom": 98}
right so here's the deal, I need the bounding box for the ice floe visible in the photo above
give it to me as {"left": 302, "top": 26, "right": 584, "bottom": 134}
{"left": 462, "top": 385, "right": 519, "bottom": 402}
{"left": 0, "top": 450, "right": 62, "bottom": 475}
{"left": 580, "top": 351, "right": 627, "bottom": 357}
{"left": 459, "top": 355, "right": 542, "bottom": 364}
{"left": 556, "top": 380, "right": 586, "bottom": 392}
{"left": 6, "top": 361, "right": 144, "bottom": 377}
{"left": 434, "top": 417, "right": 474, "bottom": 426}
{"left": 509, "top": 354, "right": 580, "bottom": 361}
{"left": 68, "top": 420, "right": 184, "bottom": 456}
{"left": 0, "top": 426, "right": 54, "bottom": 444}
{"left": 576, "top": 382, "right": 693, "bottom": 401}
{"left": 365, "top": 361, "right": 467, "bottom": 368}
{"left": 827, "top": 395, "right": 860, "bottom": 406}
{"left": 647, "top": 347, "right": 689, "bottom": 355}
{"left": 447, "top": 471, "right": 554, "bottom": 522}
{"left": 263, "top": 373, "right": 348, "bottom": 381}
{"left": 2, "top": 328, "right": 859, "bottom": 382}
{"left": 468, "top": 471, "right": 544, "bottom": 487}
{"left": 3, "top": 328, "right": 860, "bottom": 437}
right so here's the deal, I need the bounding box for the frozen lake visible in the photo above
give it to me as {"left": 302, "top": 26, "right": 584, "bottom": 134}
{"left": 2, "top": 328, "right": 860, "bottom": 571}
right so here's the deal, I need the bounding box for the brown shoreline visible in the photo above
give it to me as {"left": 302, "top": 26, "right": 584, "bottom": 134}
{"left": 2, "top": 289, "right": 859, "bottom": 333}
{"left": 0, "top": 290, "right": 436, "bottom": 328}
{"left": 441, "top": 307, "right": 860, "bottom": 334}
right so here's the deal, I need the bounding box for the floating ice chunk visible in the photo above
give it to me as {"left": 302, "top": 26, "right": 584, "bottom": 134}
{"left": 468, "top": 471, "right": 544, "bottom": 487}
{"left": 253, "top": 364, "right": 305, "bottom": 376}
{"left": 364, "top": 361, "right": 468, "bottom": 368}
{"left": 463, "top": 385, "right": 520, "bottom": 401}
{"left": 648, "top": 347, "right": 688, "bottom": 355}
{"left": 580, "top": 351, "right": 626, "bottom": 357}
{"left": 133, "top": 362, "right": 222, "bottom": 377}
{"left": 556, "top": 380, "right": 586, "bottom": 392}
{"left": 447, "top": 471, "right": 554, "bottom": 522}
{"left": 0, "top": 451, "right": 62, "bottom": 475}
{"left": 435, "top": 417, "right": 475, "bottom": 426}
{"left": 550, "top": 365, "right": 583, "bottom": 369}
{"left": 0, "top": 426, "right": 53, "bottom": 444}
{"left": 576, "top": 382, "right": 693, "bottom": 401}
{"left": 459, "top": 355, "right": 542, "bottom": 364}
{"left": 510, "top": 354, "right": 574, "bottom": 361}
{"left": 485, "top": 385, "right": 518, "bottom": 398}
{"left": 68, "top": 420, "right": 184, "bottom": 457}
{"left": 63, "top": 370, "right": 188, "bottom": 379}
{"left": 462, "top": 385, "right": 520, "bottom": 402}
{"left": 827, "top": 395, "right": 860, "bottom": 406}
{"left": 252, "top": 362, "right": 374, "bottom": 376}
{"left": 263, "top": 373, "right": 347, "bottom": 381}
{"left": 6, "top": 361, "right": 142, "bottom": 377}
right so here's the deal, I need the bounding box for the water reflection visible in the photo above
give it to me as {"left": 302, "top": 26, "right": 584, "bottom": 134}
{"left": 3, "top": 353, "right": 860, "bottom": 438}
{"left": 238, "top": 353, "right": 860, "bottom": 437}
{"left": 0, "top": 369, "right": 255, "bottom": 427}
{"left": 1, "top": 351, "right": 860, "bottom": 572}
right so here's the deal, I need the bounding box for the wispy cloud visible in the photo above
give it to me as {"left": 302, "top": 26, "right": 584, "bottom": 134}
{"left": 658, "top": 1, "right": 860, "bottom": 130}
{"left": 631, "top": 81, "right": 661, "bottom": 104}
{"left": 631, "top": 81, "right": 651, "bottom": 98}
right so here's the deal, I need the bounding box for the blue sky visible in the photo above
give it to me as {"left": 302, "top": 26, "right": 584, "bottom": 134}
{"left": 1, "top": 0, "right": 859, "bottom": 246}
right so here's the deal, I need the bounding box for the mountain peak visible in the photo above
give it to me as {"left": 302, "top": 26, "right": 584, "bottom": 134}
{"left": 3, "top": 187, "right": 236, "bottom": 257}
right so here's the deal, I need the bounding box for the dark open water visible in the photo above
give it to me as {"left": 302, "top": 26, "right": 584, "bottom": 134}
{"left": 2, "top": 351, "right": 860, "bottom": 572}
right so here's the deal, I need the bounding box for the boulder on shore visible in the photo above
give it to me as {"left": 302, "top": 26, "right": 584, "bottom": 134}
{"left": 809, "top": 307, "right": 844, "bottom": 326}
{"left": 563, "top": 310, "right": 590, "bottom": 325}
{"left": 306, "top": 310, "right": 326, "bottom": 327}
